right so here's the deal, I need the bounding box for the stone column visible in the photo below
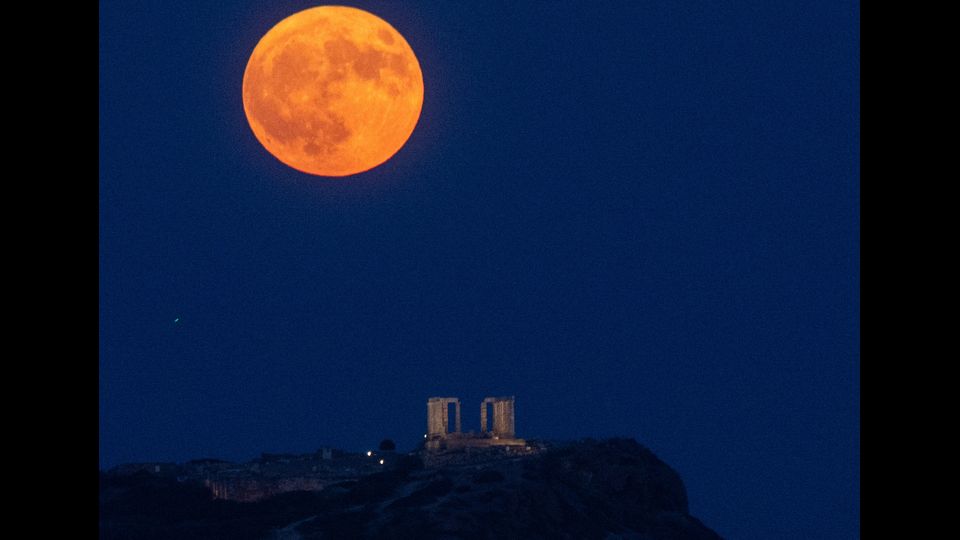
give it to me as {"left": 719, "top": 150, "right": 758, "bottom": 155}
{"left": 427, "top": 400, "right": 434, "bottom": 435}
{"left": 494, "top": 401, "right": 505, "bottom": 437}
{"left": 480, "top": 401, "right": 487, "bottom": 433}
{"left": 427, "top": 398, "right": 448, "bottom": 436}
{"left": 501, "top": 398, "right": 515, "bottom": 438}
{"left": 441, "top": 400, "right": 448, "bottom": 434}
{"left": 455, "top": 400, "right": 462, "bottom": 433}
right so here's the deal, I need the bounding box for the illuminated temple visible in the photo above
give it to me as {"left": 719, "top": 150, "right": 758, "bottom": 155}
{"left": 425, "top": 396, "right": 527, "bottom": 451}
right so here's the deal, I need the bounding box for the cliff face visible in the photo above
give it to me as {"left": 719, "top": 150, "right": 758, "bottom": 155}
{"left": 292, "top": 438, "right": 720, "bottom": 540}
{"left": 100, "top": 438, "right": 722, "bottom": 540}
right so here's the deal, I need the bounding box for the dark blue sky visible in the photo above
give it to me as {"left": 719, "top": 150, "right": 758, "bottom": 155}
{"left": 99, "top": 1, "right": 859, "bottom": 538}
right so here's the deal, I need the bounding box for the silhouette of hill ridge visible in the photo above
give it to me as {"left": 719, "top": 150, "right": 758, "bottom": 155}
{"left": 99, "top": 438, "right": 723, "bottom": 540}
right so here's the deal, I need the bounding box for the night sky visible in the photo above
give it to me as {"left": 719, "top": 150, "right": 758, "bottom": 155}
{"left": 99, "top": 1, "right": 860, "bottom": 538}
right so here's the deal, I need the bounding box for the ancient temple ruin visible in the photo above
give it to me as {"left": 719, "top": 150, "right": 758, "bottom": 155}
{"left": 481, "top": 396, "right": 515, "bottom": 438}
{"left": 425, "top": 396, "right": 526, "bottom": 451}
{"left": 427, "top": 397, "right": 461, "bottom": 436}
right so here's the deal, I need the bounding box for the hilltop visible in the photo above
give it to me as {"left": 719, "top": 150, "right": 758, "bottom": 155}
{"left": 100, "top": 438, "right": 722, "bottom": 539}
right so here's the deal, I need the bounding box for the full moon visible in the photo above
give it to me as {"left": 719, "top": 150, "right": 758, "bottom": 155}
{"left": 242, "top": 6, "right": 424, "bottom": 177}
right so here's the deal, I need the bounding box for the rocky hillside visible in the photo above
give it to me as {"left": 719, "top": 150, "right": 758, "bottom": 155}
{"left": 100, "top": 438, "right": 722, "bottom": 540}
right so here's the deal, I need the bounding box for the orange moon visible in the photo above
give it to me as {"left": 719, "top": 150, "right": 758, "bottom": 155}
{"left": 242, "top": 6, "right": 424, "bottom": 177}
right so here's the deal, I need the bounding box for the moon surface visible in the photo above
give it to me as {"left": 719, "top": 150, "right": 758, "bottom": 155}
{"left": 242, "top": 6, "right": 424, "bottom": 177}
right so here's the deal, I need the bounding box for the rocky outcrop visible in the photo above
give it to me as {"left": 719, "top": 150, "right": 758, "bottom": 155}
{"left": 104, "top": 449, "right": 382, "bottom": 503}
{"left": 292, "top": 438, "right": 721, "bottom": 539}
{"left": 99, "top": 438, "right": 722, "bottom": 540}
